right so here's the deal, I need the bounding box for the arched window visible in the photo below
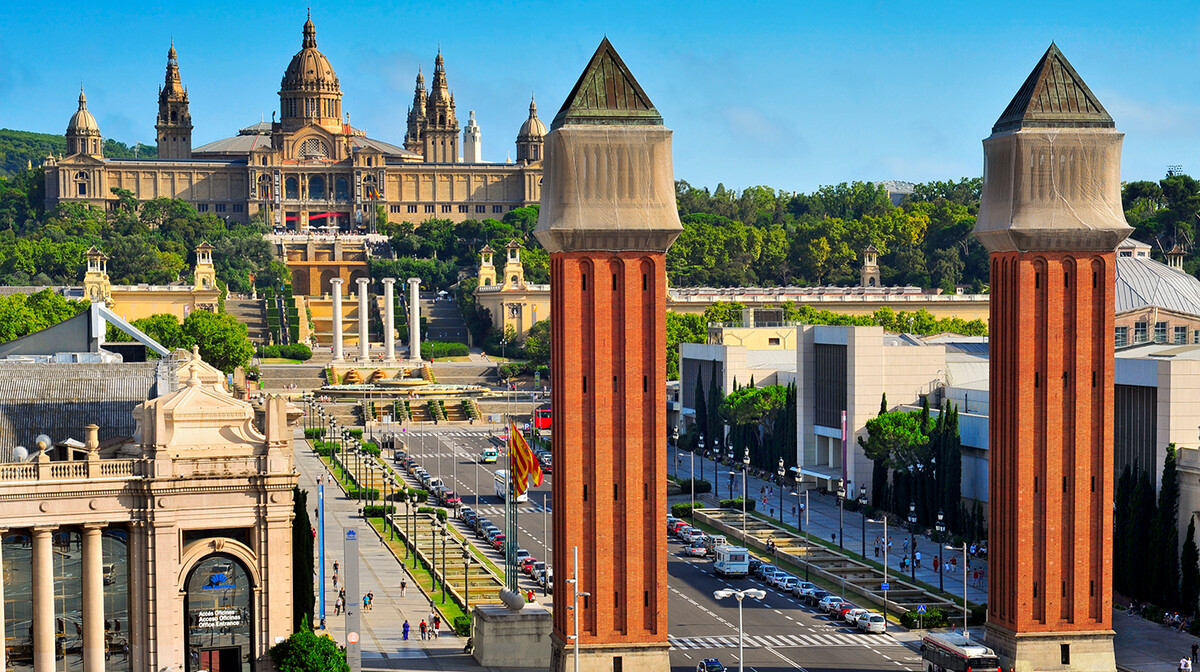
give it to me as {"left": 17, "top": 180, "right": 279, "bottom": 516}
{"left": 171, "top": 111, "right": 177, "bottom": 123}
{"left": 309, "top": 176, "right": 326, "bottom": 200}
{"left": 300, "top": 138, "right": 328, "bottom": 159}
{"left": 285, "top": 177, "right": 299, "bottom": 200}
{"left": 185, "top": 554, "right": 253, "bottom": 672}
{"left": 511, "top": 275, "right": 519, "bottom": 285}
{"left": 869, "top": 278, "right": 876, "bottom": 287}
{"left": 260, "top": 157, "right": 267, "bottom": 166}
{"left": 335, "top": 177, "right": 349, "bottom": 201}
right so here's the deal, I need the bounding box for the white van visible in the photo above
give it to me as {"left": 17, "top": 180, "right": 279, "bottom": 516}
{"left": 479, "top": 447, "right": 498, "bottom": 464}
{"left": 713, "top": 545, "right": 750, "bottom": 578}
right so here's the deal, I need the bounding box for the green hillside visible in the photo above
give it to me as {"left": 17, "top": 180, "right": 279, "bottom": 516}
{"left": 0, "top": 129, "right": 155, "bottom": 176}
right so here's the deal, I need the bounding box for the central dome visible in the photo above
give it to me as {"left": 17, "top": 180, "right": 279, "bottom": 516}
{"left": 279, "top": 14, "right": 344, "bottom": 134}
{"left": 281, "top": 15, "right": 340, "bottom": 94}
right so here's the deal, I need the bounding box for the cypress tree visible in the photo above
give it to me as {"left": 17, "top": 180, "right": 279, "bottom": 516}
{"left": 1114, "top": 466, "right": 1133, "bottom": 596}
{"left": 943, "top": 404, "right": 962, "bottom": 534}
{"left": 694, "top": 369, "right": 707, "bottom": 450}
{"left": 1132, "top": 471, "right": 1157, "bottom": 601}
{"left": 708, "top": 363, "right": 724, "bottom": 457}
{"left": 879, "top": 392, "right": 888, "bottom": 415}
{"left": 1154, "top": 444, "right": 1180, "bottom": 606}
{"left": 1181, "top": 517, "right": 1199, "bottom": 615}
{"left": 292, "top": 487, "right": 315, "bottom": 630}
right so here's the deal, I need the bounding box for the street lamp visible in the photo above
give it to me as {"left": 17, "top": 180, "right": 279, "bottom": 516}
{"left": 908, "top": 501, "right": 917, "bottom": 581}
{"left": 944, "top": 541, "right": 968, "bottom": 633}
{"left": 689, "top": 450, "right": 696, "bottom": 515}
{"left": 742, "top": 448, "right": 750, "bottom": 541}
{"left": 440, "top": 523, "right": 448, "bottom": 605}
{"left": 836, "top": 479, "right": 846, "bottom": 550}
{"left": 462, "top": 545, "right": 472, "bottom": 610}
{"left": 858, "top": 485, "right": 868, "bottom": 558}
{"left": 713, "top": 588, "right": 766, "bottom": 672}
{"left": 565, "top": 546, "right": 590, "bottom": 672}
{"left": 935, "top": 510, "right": 946, "bottom": 592}
{"left": 777, "top": 458, "right": 785, "bottom": 521}
{"left": 698, "top": 437, "right": 705, "bottom": 485}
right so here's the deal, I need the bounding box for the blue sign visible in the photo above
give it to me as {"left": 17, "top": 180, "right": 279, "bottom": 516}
{"left": 203, "top": 573, "right": 236, "bottom": 590}
{"left": 346, "top": 530, "right": 357, "bottom": 541}
{"left": 917, "top": 604, "right": 927, "bottom": 614}
{"left": 880, "top": 582, "right": 890, "bottom": 591}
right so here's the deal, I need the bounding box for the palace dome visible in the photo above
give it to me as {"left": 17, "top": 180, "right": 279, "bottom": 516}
{"left": 67, "top": 89, "right": 101, "bottom": 136}
{"left": 281, "top": 16, "right": 340, "bottom": 94}
{"left": 518, "top": 97, "right": 546, "bottom": 140}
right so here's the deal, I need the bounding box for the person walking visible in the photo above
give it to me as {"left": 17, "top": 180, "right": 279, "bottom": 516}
{"left": 1191, "top": 641, "right": 1198, "bottom": 664}
{"left": 915, "top": 550, "right": 922, "bottom": 569}
{"left": 419, "top": 619, "right": 428, "bottom": 641}
{"left": 933, "top": 555, "right": 940, "bottom": 573}
{"left": 402, "top": 620, "right": 410, "bottom": 641}
{"left": 432, "top": 614, "right": 441, "bottom": 639}
{"left": 401, "top": 579, "right": 407, "bottom": 597}
{"left": 363, "top": 594, "right": 370, "bottom": 612}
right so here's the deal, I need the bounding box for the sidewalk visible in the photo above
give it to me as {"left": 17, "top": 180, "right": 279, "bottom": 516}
{"left": 674, "top": 451, "right": 989, "bottom": 605}
{"left": 295, "top": 430, "right": 485, "bottom": 671}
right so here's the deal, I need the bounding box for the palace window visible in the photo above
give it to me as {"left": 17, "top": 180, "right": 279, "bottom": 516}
{"left": 214, "top": 203, "right": 226, "bottom": 213}
{"left": 1114, "top": 326, "right": 1128, "bottom": 348}
{"left": 198, "top": 204, "right": 209, "bottom": 212}
{"left": 1176, "top": 326, "right": 1188, "bottom": 344}
{"left": 425, "top": 205, "right": 435, "bottom": 213}
{"left": 300, "top": 138, "right": 329, "bottom": 159}
{"left": 441, "top": 205, "right": 452, "bottom": 213}
{"left": 309, "top": 175, "right": 326, "bottom": 200}
{"left": 408, "top": 205, "right": 418, "bottom": 213}
{"left": 285, "top": 177, "right": 299, "bottom": 200}
{"left": 335, "top": 177, "right": 349, "bottom": 201}
{"left": 233, "top": 204, "right": 244, "bottom": 213}
{"left": 390, "top": 205, "right": 402, "bottom": 214}
{"left": 1155, "top": 321, "right": 1168, "bottom": 343}
{"left": 458, "top": 205, "right": 469, "bottom": 213}
{"left": 1134, "top": 321, "right": 1148, "bottom": 343}
{"left": 493, "top": 205, "right": 503, "bottom": 213}
{"left": 476, "top": 205, "right": 486, "bottom": 213}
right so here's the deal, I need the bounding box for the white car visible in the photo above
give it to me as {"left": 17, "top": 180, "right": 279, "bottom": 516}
{"left": 857, "top": 613, "right": 886, "bottom": 634}
{"left": 682, "top": 529, "right": 706, "bottom": 544}
{"left": 766, "top": 570, "right": 790, "bottom": 587}
{"left": 791, "top": 581, "right": 816, "bottom": 598}
{"left": 777, "top": 576, "right": 799, "bottom": 593}
{"left": 817, "top": 595, "right": 843, "bottom": 613}
{"left": 843, "top": 607, "right": 870, "bottom": 625}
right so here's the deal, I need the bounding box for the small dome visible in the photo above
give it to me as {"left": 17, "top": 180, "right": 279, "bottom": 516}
{"left": 518, "top": 96, "right": 546, "bottom": 140}
{"left": 67, "top": 88, "right": 101, "bottom": 136}
{"left": 280, "top": 16, "right": 340, "bottom": 94}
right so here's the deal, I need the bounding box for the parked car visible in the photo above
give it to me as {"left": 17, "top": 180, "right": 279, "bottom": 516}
{"left": 791, "top": 581, "right": 816, "bottom": 598}
{"left": 807, "top": 589, "right": 830, "bottom": 606}
{"left": 666, "top": 516, "right": 680, "bottom": 532}
{"left": 778, "top": 576, "right": 800, "bottom": 593}
{"left": 669, "top": 521, "right": 690, "bottom": 537}
{"left": 857, "top": 613, "right": 886, "bottom": 634}
{"left": 834, "top": 603, "right": 858, "bottom": 620}
{"left": 755, "top": 563, "right": 777, "bottom": 581}
{"left": 490, "top": 533, "right": 506, "bottom": 550}
{"left": 685, "top": 543, "right": 708, "bottom": 557}
{"left": 539, "top": 452, "right": 552, "bottom": 473}
{"left": 515, "top": 548, "right": 531, "bottom": 564}
{"left": 748, "top": 558, "right": 763, "bottom": 575}
{"left": 530, "top": 561, "right": 546, "bottom": 579}
{"left": 696, "top": 658, "right": 726, "bottom": 672}
{"left": 844, "top": 607, "right": 870, "bottom": 625}
{"left": 817, "top": 595, "right": 843, "bottom": 613}
{"left": 766, "top": 570, "right": 790, "bottom": 587}
{"left": 681, "top": 529, "right": 705, "bottom": 545}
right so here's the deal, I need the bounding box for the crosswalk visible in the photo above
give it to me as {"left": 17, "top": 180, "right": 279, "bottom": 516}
{"left": 470, "top": 504, "right": 552, "bottom": 516}
{"left": 668, "top": 632, "right": 897, "bottom": 650}
{"left": 402, "top": 430, "right": 495, "bottom": 438}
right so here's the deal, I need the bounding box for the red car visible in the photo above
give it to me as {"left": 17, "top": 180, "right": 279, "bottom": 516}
{"left": 522, "top": 556, "right": 538, "bottom": 574}
{"left": 491, "top": 533, "right": 506, "bottom": 550}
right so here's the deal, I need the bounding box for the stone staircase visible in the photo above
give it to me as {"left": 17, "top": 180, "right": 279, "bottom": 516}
{"left": 258, "top": 365, "right": 327, "bottom": 392}
{"left": 431, "top": 364, "right": 496, "bottom": 386}
{"left": 420, "top": 294, "right": 469, "bottom": 344}
{"left": 227, "top": 298, "right": 270, "bottom": 344}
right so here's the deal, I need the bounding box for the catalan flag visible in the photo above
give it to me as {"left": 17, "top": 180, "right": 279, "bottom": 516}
{"left": 508, "top": 420, "right": 543, "bottom": 496}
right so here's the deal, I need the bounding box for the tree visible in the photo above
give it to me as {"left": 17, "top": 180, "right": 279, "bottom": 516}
{"left": 269, "top": 625, "right": 350, "bottom": 672}
{"left": 666, "top": 312, "right": 707, "bottom": 380}
{"left": 1181, "top": 517, "right": 1199, "bottom": 615}
{"left": 1154, "top": 444, "right": 1181, "bottom": 606}
{"left": 292, "top": 487, "right": 315, "bottom": 630}
{"left": 693, "top": 368, "right": 707, "bottom": 451}
{"left": 181, "top": 310, "right": 254, "bottom": 374}
{"left": 1131, "top": 470, "right": 1157, "bottom": 601}
{"left": 1114, "top": 466, "right": 1134, "bottom": 596}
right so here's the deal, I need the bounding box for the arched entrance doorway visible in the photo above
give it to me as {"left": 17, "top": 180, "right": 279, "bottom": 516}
{"left": 185, "top": 554, "right": 254, "bottom": 672}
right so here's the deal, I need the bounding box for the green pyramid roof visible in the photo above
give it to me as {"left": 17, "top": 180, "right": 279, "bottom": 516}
{"left": 992, "top": 43, "right": 1113, "bottom": 134}
{"left": 551, "top": 38, "right": 662, "bottom": 130}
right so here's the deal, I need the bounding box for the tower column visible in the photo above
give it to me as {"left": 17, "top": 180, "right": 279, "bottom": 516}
{"left": 82, "top": 523, "right": 106, "bottom": 672}
{"left": 330, "top": 278, "right": 344, "bottom": 362}
{"left": 357, "top": 278, "right": 370, "bottom": 362}
{"left": 383, "top": 278, "right": 397, "bottom": 364}
{"left": 408, "top": 278, "right": 422, "bottom": 362}
{"left": 32, "top": 526, "right": 56, "bottom": 672}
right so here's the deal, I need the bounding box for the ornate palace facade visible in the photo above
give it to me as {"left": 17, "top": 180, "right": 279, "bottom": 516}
{"left": 44, "top": 15, "right": 544, "bottom": 231}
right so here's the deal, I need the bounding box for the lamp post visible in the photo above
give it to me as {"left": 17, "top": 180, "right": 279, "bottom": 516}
{"left": 908, "top": 501, "right": 917, "bottom": 581}
{"left": 935, "top": 510, "right": 946, "bottom": 592}
{"left": 858, "top": 485, "right": 868, "bottom": 558}
{"left": 713, "top": 588, "right": 766, "bottom": 672}
{"left": 565, "top": 546, "right": 590, "bottom": 672}
{"left": 698, "top": 437, "right": 705, "bottom": 485}
{"left": 431, "top": 517, "right": 438, "bottom": 593}
{"left": 777, "top": 458, "right": 785, "bottom": 521}
{"left": 728, "top": 470, "right": 736, "bottom": 501}
{"left": 440, "top": 523, "right": 448, "bottom": 604}
{"left": 689, "top": 450, "right": 696, "bottom": 515}
{"left": 462, "top": 546, "right": 472, "bottom": 610}
{"left": 741, "top": 448, "right": 750, "bottom": 541}
{"left": 883, "top": 515, "right": 889, "bottom": 631}
{"left": 836, "top": 479, "right": 846, "bottom": 550}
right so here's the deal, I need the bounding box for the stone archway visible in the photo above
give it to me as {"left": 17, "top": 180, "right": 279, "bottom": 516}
{"left": 318, "top": 269, "right": 338, "bottom": 296}
{"left": 183, "top": 553, "right": 255, "bottom": 672}
{"left": 291, "top": 269, "right": 310, "bottom": 296}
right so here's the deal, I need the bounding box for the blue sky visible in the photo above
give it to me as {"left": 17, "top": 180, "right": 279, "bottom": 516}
{"left": 2, "top": 1, "right": 1198, "bottom": 193}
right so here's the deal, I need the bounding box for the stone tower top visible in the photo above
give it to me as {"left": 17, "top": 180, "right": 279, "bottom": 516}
{"left": 550, "top": 37, "right": 662, "bottom": 130}
{"left": 974, "top": 43, "right": 1131, "bottom": 254}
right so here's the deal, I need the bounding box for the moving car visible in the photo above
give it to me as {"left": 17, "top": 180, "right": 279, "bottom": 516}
{"left": 713, "top": 546, "right": 750, "bottom": 578}
{"left": 696, "top": 658, "right": 726, "bottom": 672}
{"left": 685, "top": 543, "right": 708, "bottom": 557}
{"left": 479, "top": 446, "right": 498, "bottom": 463}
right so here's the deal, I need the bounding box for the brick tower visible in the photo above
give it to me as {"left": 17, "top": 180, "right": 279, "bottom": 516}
{"left": 975, "top": 44, "right": 1131, "bottom": 672}
{"left": 536, "top": 38, "right": 682, "bottom": 672}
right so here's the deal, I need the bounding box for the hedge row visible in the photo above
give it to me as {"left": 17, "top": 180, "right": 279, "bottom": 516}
{"left": 362, "top": 505, "right": 396, "bottom": 517}
{"left": 719, "top": 498, "right": 757, "bottom": 512}
{"left": 676, "top": 478, "right": 712, "bottom": 494}
{"left": 421, "top": 341, "right": 470, "bottom": 359}
{"left": 671, "top": 503, "right": 696, "bottom": 519}
{"left": 346, "top": 487, "right": 379, "bottom": 499}
{"left": 453, "top": 614, "right": 471, "bottom": 637}
{"left": 416, "top": 506, "right": 449, "bottom": 522}
{"left": 256, "top": 344, "right": 314, "bottom": 361}
{"left": 304, "top": 428, "right": 326, "bottom": 439}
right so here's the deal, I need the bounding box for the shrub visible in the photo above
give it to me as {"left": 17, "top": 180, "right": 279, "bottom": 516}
{"left": 672, "top": 503, "right": 695, "bottom": 519}
{"left": 269, "top": 624, "right": 349, "bottom": 672}
{"left": 407, "top": 489, "right": 428, "bottom": 503}
{"left": 279, "top": 344, "right": 313, "bottom": 361}
{"left": 362, "top": 443, "right": 380, "bottom": 457}
{"left": 361, "top": 505, "right": 396, "bottom": 517}
{"left": 346, "top": 487, "right": 379, "bottom": 499}
{"left": 453, "top": 614, "right": 472, "bottom": 637}
{"left": 421, "top": 341, "right": 470, "bottom": 359}
{"left": 417, "top": 506, "right": 449, "bottom": 522}
{"left": 304, "top": 428, "right": 326, "bottom": 439}
{"left": 314, "top": 446, "right": 334, "bottom": 457}
{"left": 899, "top": 607, "right": 948, "bottom": 629}
{"left": 676, "top": 478, "right": 712, "bottom": 494}
{"left": 719, "top": 498, "right": 756, "bottom": 512}
{"left": 349, "top": 429, "right": 363, "bottom": 438}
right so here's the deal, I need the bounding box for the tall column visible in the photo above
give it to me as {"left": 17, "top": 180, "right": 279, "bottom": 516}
{"left": 330, "top": 278, "right": 344, "bottom": 362}
{"left": 357, "top": 278, "right": 370, "bottom": 362}
{"left": 407, "top": 278, "right": 421, "bottom": 362}
{"left": 81, "top": 524, "right": 105, "bottom": 672}
{"left": 32, "top": 526, "right": 55, "bottom": 672}
{"left": 382, "top": 278, "right": 397, "bottom": 364}
{"left": 0, "top": 527, "right": 7, "bottom": 672}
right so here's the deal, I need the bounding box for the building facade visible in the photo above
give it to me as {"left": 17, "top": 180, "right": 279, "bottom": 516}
{"left": 44, "top": 16, "right": 545, "bottom": 229}
{"left": 974, "top": 44, "right": 1128, "bottom": 672}
{"left": 538, "top": 39, "right": 680, "bottom": 672}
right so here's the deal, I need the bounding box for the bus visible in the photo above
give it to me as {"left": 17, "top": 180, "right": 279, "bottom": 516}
{"left": 493, "top": 469, "right": 529, "bottom": 503}
{"left": 534, "top": 406, "right": 552, "bottom": 430}
{"left": 920, "top": 633, "right": 1000, "bottom": 672}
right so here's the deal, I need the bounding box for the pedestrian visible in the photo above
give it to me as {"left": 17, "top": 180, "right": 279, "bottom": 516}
{"left": 419, "top": 619, "right": 428, "bottom": 640}
{"left": 1191, "top": 641, "right": 1198, "bottom": 663}
{"left": 874, "top": 538, "right": 881, "bottom": 558}
{"left": 433, "top": 614, "right": 441, "bottom": 638}
{"left": 402, "top": 620, "right": 410, "bottom": 641}
{"left": 915, "top": 550, "right": 922, "bottom": 569}
{"left": 333, "top": 560, "right": 339, "bottom": 574}
{"left": 363, "top": 594, "right": 369, "bottom": 611}
{"left": 933, "top": 556, "right": 940, "bottom": 573}
{"left": 332, "top": 573, "right": 338, "bottom": 588}
{"left": 401, "top": 579, "right": 407, "bottom": 597}
{"left": 791, "top": 503, "right": 797, "bottom": 519}
{"left": 1181, "top": 657, "right": 1191, "bottom": 672}
{"left": 903, "top": 538, "right": 909, "bottom": 554}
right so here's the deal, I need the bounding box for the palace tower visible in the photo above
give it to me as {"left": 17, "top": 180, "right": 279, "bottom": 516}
{"left": 155, "top": 41, "right": 192, "bottom": 159}
{"left": 976, "top": 44, "right": 1131, "bottom": 672}
{"left": 537, "top": 38, "right": 682, "bottom": 672}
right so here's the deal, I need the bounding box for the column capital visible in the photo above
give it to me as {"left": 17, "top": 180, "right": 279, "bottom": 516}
{"left": 82, "top": 523, "right": 106, "bottom": 532}
{"left": 408, "top": 277, "right": 420, "bottom": 286}
{"left": 356, "top": 277, "right": 370, "bottom": 287}
{"left": 31, "top": 525, "right": 56, "bottom": 535}
{"left": 330, "top": 277, "right": 344, "bottom": 287}
{"left": 382, "top": 277, "right": 396, "bottom": 286}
